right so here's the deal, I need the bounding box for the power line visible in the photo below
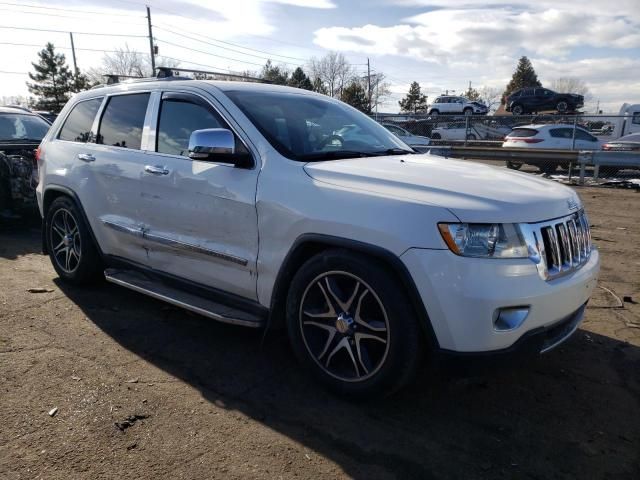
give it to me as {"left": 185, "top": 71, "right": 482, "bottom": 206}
{"left": 0, "top": 41, "right": 145, "bottom": 55}
{"left": 0, "top": 70, "right": 29, "bottom": 74}
{"left": 0, "top": 25, "right": 147, "bottom": 38}
{"left": 153, "top": 24, "right": 307, "bottom": 64}
{"left": 155, "top": 37, "right": 266, "bottom": 68}
{"left": 0, "top": 7, "right": 147, "bottom": 24}
{"left": 0, "top": 1, "right": 145, "bottom": 17}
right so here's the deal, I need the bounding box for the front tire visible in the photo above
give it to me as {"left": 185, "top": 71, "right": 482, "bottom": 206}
{"left": 556, "top": 100, "right": 569, "bottom": 113}
{"left": 506, "top": 161, "right": 522, "bottom": 170}
{"left": 463, "top": 107, "right": 473, "bottom": 116}
{"left": 45, "top": 196, "right": 102, "bottom": 284}
{"left": 286, "top": 250, "right": 423, "bottom": 399}
{"left": 429, "top": 109, "right": 439, "bottom": 117}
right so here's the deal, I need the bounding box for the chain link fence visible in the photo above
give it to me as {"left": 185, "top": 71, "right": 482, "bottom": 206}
{"left": 374, "top": 113, "right": 640, "bottom": 186}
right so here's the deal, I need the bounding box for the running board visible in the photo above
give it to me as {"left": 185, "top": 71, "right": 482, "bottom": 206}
{"left": 104, "top": 269, "right": 264, "bottom": 328}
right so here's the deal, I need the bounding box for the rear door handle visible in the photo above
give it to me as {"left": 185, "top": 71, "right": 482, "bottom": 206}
{"left": 144, "top": 165, "right": 170, "bottom": 175}
{"left": 78, "top": 153, "right": 95, "bottom": 162}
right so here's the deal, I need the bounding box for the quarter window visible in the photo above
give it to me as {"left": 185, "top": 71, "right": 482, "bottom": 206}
{"left": 632, "top": 112, "right": 640, "bottom": 125}
{"left": 58, "top": 97, "right": 103, "bottom": 142}
{"left": 157, "top": 98, "right": 226, "bottom": 156}
{"left": 97, "top": 93, "right": 149, "bottom": 149}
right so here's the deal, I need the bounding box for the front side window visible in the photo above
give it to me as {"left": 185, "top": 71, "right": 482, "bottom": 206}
{"left": 225, "top": 90, "right": 409, "bottom": 161}
{"left": 549, "top": 128, "right": 573, "bottom": 139}
{"left": 58, "top": 98, "right": 103, "bottom": 142}
{"left": 574, "top": 129, "right": 597, "bottom": 141}
{"left": 0, "top": 113, "right": 50, "bottom": 142}
{"left": 97, "top": 93, "right": 149, "bottom": 149}
{"left": 157, "top": 98, "right": 226, "bottom": 156}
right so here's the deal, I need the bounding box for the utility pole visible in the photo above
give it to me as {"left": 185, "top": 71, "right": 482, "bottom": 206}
{"left": 367, "top": 58, "right": 372, "bottom": 113}
{"left": 69, "top": 32, "right": 78, "bottom": 75}
{"left": 146, "top": 6, "right": 155, "bottom": 75}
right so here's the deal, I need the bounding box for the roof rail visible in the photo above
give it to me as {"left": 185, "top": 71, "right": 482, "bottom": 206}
{"left": 154, "top": 66, "right": 271, "bottom": 83}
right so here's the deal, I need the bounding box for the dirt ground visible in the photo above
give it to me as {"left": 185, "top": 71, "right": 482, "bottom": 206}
{"left": 1, "top": 186, "right": 639, "bottom": 479}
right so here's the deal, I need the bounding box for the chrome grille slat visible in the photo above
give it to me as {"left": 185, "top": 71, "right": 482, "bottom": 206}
{"left": 521, "top": 210, "right": 592, "bottom": 281}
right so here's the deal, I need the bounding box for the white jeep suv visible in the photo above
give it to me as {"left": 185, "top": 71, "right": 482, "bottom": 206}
{"left": 428, "top": 95, "right": 489, "bottom": 116}
{"left": 36, "top": 77, "right": 599, "bottom": 398}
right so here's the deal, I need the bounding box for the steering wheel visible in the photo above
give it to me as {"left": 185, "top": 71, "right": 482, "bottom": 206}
{"left": 316, "top": 134, "right": 344, "bottom": 149}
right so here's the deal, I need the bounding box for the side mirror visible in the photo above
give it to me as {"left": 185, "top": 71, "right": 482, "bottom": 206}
{"left": 188, "top": 128, "right": 251, "bottom": 167}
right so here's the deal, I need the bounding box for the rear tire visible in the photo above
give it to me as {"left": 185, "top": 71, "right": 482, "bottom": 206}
{"left": 45, "top": 196, "right": 102, "bottom": 284}
{"left": 286, "top": 249, "right": 423, "bottom": 399}
{"left": 538, "top": 163, "right": 559, "bottom": 175}
{"left": 466, "top": 133, "right": 477, "bottom": 140}
{"left": 511, "top": 104, "right": 524, "bottom": 116}
{"left": 506, "top": 161, "right": 522, "bottom": 170}
{"left": 431, "top": 133, "right": 441, "bottom": 140}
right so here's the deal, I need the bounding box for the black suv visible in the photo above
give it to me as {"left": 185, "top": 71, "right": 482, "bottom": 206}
{"left": 506, "top": 88, "right": 584, "bottom": 115}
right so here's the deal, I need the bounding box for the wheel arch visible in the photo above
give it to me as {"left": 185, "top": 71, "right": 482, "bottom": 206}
{"left": 42, "top": 184, "right": 103, "bottom": 258}
{"left": 268, "top": 233, "right": 440, "bottom": 350}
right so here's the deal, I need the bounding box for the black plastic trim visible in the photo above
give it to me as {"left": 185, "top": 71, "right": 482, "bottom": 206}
{"left": 104, "top": 254, "right": 269, "bottom": 320}
{"left": 270, "top": 233, "right": 441, "bottom": 349}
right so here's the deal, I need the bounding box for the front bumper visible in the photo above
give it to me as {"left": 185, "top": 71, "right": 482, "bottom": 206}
{"left": 401, "top": 247, "right": 599, "bottom": 352}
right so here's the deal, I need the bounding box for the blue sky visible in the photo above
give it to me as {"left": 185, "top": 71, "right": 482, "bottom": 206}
{"left": 1, "top": 0, "right": 638, "bottom": 112}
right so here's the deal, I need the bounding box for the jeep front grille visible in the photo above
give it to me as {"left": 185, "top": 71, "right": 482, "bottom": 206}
{"left": 521, "top": 210, "right": 592, "bottom": 281}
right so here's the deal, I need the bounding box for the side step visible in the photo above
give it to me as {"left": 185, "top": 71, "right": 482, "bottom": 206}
{"left": 104, "top": 269, "right": 264, "bottom": 328}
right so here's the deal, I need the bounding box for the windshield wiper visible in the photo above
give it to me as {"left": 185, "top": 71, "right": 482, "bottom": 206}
{"left": 0, "top": 138, "right": 42, "bottom": 144}
{"left": 300, "top": 150, "right": 377, "bottom": 162}
{"left": 373, "top": 148, "right": 416, "bottom": 156}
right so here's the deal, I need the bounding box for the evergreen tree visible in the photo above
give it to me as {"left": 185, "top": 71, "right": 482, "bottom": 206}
{"left": 463, "top": 86, "right": 481, "bottom": 101}
{"left": 502, "top": 56, "right": 542, "bottom": 103}
{"left": 27, "top": 43, "right": 75, "bottom": 113}
{"left": 261, "top": 60, "right": 289, "bottom": 85}
{"left": 288, "top": 67, "right": 313, "bottom": 90}
{"left": 312, "top": 77, "right": 328, "bottom": 95}
{"left": 341, "top": 81, "right": 370, "bottom": 113}
{"left": 398, "top": 81, "right": 428, "bottom": 114}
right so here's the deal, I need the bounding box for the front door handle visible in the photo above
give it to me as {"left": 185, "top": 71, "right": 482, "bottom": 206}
{"left": 78, "top": 153, "right": 95, "bottom": 162}
{"left": 144, "top": 165, "right": 170, "bottom": 175}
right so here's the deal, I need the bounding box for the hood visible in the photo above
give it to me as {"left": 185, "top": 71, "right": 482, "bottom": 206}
{"left": 304, "top": 154, "right": 582, "bottom": 223}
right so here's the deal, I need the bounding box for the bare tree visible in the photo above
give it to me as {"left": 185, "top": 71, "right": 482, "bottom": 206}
{"left": 550, "top": 77, "right": 591, "bottom": 100}
{"left": 86, "top": 44, "right": 179, "bottom": 84}
{"left": 478, "top": 86, "right": 502, "bottom": 112}
{"left": 368, "top": 73, "right": 391, "bottom": 111}
{"left": 309, "top": 52, "right": 353, "bottom": 98}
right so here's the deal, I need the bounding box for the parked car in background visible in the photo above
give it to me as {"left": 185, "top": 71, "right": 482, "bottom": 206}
{"left": 506, "top": 88, "right": 584, "bottom": 115}
{"left": 428, "top": 96, "right": 488, "bottom": 116}
{"left": 431, "top": 122, "right": 510, "bottom": 141}
{"left": 0, "top": 106, "right": 51, "bottom": 219}
{"left": 382, "top": 123, "right": 430, "bottom": 152}
{"left": 602, "top": 132, "right": 640, "bottom": 152}
{"left": 503, "top": 124, "right": 601, "bottom": 173}
{"left": 36, "top": 76, "right": 599, "bottom": 398}
{"left": 33, "top": 110, "right": 58, "bottom": 124}
{"left": 430, "top": 122, "right": 469, "bottom": 140}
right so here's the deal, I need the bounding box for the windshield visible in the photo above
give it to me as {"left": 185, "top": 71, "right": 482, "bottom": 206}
{"left": 224, "top": 90, "right": 412, "bottom": 161}
{"left": 0, "top": 113, "right": 50, "bottom": 142}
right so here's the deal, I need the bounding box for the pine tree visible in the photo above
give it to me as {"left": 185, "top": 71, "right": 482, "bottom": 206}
{"left": 341, "top": 81, "right": 370, "bottom": 113}
{"left": 261, "top": 60, "right": 289, "bottom": 85}
{"left": 312, "top": 77, "right": 328, "bottom": 95}
{"left": 398, "top": 81, "right": 428, "bottom": 114}
{"left": 502, "top": 56, "right": 542, "bottom": 103}
{"left": 27, "top": 43, "right": 75, "bottom": 113}
{"left": 288, "top": 67, "right": 313, "bottom": 90}
{"left": 463, "top": 86, "right": 481, "bottom": 101}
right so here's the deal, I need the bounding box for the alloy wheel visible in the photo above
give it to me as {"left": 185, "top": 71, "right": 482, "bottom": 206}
{"left": 299, "top": 271, "right": 390, "bottom": 382}
{"left": 50, "top": 208, "right": 82, "bottom": 274}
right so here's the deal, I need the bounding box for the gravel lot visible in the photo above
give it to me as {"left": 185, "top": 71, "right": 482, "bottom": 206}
{"left": 1, "top": 185, "right": 639, "bottom": 479}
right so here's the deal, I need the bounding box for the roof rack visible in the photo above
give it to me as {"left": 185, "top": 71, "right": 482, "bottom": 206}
{"left": 89, "top": 66, "right": 270, "bottom": 90}
{"left": 155, "top": 67, "right": 271, "bottom": 83}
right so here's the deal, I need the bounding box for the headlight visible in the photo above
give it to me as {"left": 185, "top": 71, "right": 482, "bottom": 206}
{"left": 438, "top": 223, "right": 528, "bottom": 258}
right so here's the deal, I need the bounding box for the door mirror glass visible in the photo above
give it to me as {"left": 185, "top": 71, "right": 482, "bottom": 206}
{"left": 189, "top": 128, "right": 235, "bottom": 159}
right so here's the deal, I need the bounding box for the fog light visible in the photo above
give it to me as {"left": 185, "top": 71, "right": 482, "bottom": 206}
{"left": 494, "top": 307, "right": 529, "bottom": 331}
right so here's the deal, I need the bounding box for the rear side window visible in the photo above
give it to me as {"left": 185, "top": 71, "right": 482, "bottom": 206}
{"left": 549, "top": 128, "right": 573, "bottom": 139}
{"left": 97, "top": 93, "right": 149, "bottom": 149}
{"left": 58, "top": 97, "right": 102, "bottom": 142}
{"left": 508, "top": 128, "right": 538, "bottom": 137}
{"left": 157, "top": 98, "right": 226, "bottom": 156}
